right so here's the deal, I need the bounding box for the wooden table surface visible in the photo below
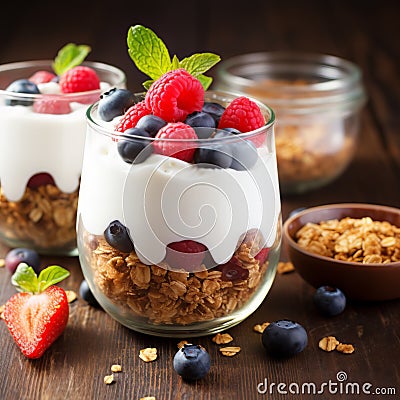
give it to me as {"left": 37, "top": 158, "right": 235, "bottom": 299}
{"left": 0, "top": 1, "right": 399, "bottom": 399}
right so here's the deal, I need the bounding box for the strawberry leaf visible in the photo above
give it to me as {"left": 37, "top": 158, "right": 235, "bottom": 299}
{"left": 53, "top": 43, "right": 91, "bottom": 76}
{"left": 11, "top": 263, "right": 39, "bottom": 293}
{"left": 37, "top": 266, "right": 70, "bottom": 293}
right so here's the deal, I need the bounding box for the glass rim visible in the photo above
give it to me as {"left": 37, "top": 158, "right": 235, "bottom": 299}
{"left": 86, "top": 89, "right": 276, "bottom": 144}
{"left": 0, "top": 59, "right": 126, "bottom": 99}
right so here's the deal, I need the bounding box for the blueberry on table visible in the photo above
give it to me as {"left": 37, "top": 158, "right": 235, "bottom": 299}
{"left": 313, "top": 286, "right": 346, "bottom": 316}
{"left": 262, "top": 320, "right": 308, "bottom": 358}
{"left": 117, "top": 127, "right": 153, "bottom": 164}
{"left": 173, "top": 344, "right": 211, "bottom": 380}
{"left": 6, "top": 79, "right": 40, "bottom": 106}
{"left": 104, "top": 220, "right": 134, "bottom": 253}
{"left": 136, "top": 114, "right": 167, "bottom": 136}
{"left": 79, "top": 280, "right": 101, "bottom": 308}
{"left": 98, "top": 88, "right": 135, "bottom": 121}
{"left": 5, "top": 248, "right": 41, "bottom": 274}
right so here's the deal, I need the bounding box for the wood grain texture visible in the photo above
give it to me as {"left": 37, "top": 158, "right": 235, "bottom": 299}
{"left": 0, "top": 1, "right": 399, "bottom": 399}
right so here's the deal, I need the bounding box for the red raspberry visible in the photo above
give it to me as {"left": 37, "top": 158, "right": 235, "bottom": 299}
{"left": 153, "top": 122, "right": 198, "bottom": 162}
{"left": 166, "top": 240, "right": 207, "bottom": 271}
{"left": 145, "top": 69, "right": 204, "bottom": 122}
{"left": 59, "top": 66, "right": 100, "bottom": 93}
{"left": 218, "top": 96, "right": 266, "bottom": 146}
{"left": 254, "top": 248, "right": 269, "bottom": 264}
{"left": 115, "top": 101, "right": 151, "bottom": 132}
{"left": 29, "top": 70, "right": 57, "bottom": 84}
{"left": 33, "top": 97, "right": 71, "bottom": 114}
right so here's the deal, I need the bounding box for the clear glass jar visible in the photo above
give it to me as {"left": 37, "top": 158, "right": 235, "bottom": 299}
{"left": 77, "top": 91, "right": 282, "bottom": 337}
{"left": 0, "top": 60, "right": 126, "bottom": 255}
{"left": 214, "top": 52, "right": 367, "bottom": 194}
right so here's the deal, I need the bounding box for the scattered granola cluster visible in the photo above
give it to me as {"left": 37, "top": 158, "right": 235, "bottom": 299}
{"left": 0, "top": 184, "right": 78, "bottom": 250}
{"left": 87, "top": 234, "right": 269, "bottom": 325}
{"left": 295, "top": 216, "right": 400, "bottom": 263}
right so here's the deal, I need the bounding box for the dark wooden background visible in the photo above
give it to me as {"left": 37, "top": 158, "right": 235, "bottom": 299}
{"left": 0, "top": 0, "right": 399, "bottom": 399}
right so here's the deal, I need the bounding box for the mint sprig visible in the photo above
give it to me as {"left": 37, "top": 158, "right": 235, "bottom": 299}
{"left": 12, "top": 264, "right": 70, "bottom": 294}
{"left": 127, "top": 25, "right": 221, "bottom": 90}
{"left": 53, "top": 43, "right": 91, "bottom": 76}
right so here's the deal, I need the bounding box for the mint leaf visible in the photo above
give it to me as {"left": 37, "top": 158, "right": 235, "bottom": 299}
{"left": 197, "top": 74, "right": 213, "bottom": 91}
{"left": 53, "top": 43, "right": 91, "bottom": 76}
{"left": 127, "top": 25, "right": 171, "bottom": 80}
{"left": 11, "top": 263, "right": 39, "bottom": 293}
{"left": 179, "top": 53, "right": 221, "bottom": 77}
{"left": 37, "top": 266, "right": 70, "bottom": 293}
{"left": 170, "top": 55, "right": 180, "bottom": 70}
{"left": 142, "top": 79, "right": 154, "bottom": 90}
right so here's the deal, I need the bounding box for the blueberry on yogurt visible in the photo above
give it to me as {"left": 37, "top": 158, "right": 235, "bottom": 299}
{"left": 6, "top": 79, "right": 40, "bottom": 106}
{"left": 117, "top": 127, "right": 153, "bottom": 164}
{"left": 173, "top": 344, "right": 211, "bottom": 380}
{"left": 98, "top": 88, "right": 135, "bottom": 121}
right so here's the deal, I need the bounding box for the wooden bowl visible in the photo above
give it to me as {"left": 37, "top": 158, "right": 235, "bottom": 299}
{"left": 283, "top": 203, "right": 400, "bottom": 301}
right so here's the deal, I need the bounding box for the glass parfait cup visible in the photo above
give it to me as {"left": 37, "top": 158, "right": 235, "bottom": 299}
{"left": 77, "top": 91, "right": 281, "bottom": 337}
{"left": 0, "top": 60, "right": 126, "bottom": 255}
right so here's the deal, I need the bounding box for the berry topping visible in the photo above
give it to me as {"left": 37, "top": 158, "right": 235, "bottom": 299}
{"left": 202, "top": 102, "right": 225, "bottom": 124}
{"left": 27, "top": 172, "right": 56, "bottom": 189}
{"left": 145, "top": 69, "right": 204, "bottom": 122}
{"left": 193, "top": 142, "right": 233, "bottom": 168}
{"left": 218, "top": 96, "right": 265, "bottom": 133}
{"left": 166, "top": 240, "right": 207, "bottom": 271}
{"left": 313, "top": 286, "right": 346, "bottom": 316}
{"left": 218, "top": 257, "right": 249, "bottom": 281}
{"left": 117, "top": 127, "right": 153, "bottom": 164}
{"left": 262, "top": 320, "right": 308, "bottom": 358}
{"left": 98, "top": 88, "right": 135, "bottom": 122}
{"left": 79, "top": 279, "right": 101, "bottom": 308}
{"left": 173, "top": 344, "right": 211, "bottom": 381}
{"left": 185, "top": 111, "right": 216, "bottom": 129}
{"left": 59, "top": 66, "right": 100, "bottom": 94}
{"left": 6, "top": 79, "right": 40, "bottom": 106}
{"left": 135, "top": 114, "right": 167, "bottom": 136}
{"left": 153, "top": 122, "right": 198, "bottom": 162}
{"left": 33, "top": 97, "right": 71, "bottom": 114}
{"left": 104, "top": 220, "right": 134, "bottom": 253}
{"left": 4, "top": 248, "right": 40, "bottom": 274}
{"left": 29, "top": 70, "right": 57, "bottom": 84}
{"left": 254, "top": 248, "right": 270, "bottom": 264}
{"left": 3, "top": 264, "right": 70, "bottom": 359}
{"left": 114, "top": 101, "right": 151, "bottom": 133}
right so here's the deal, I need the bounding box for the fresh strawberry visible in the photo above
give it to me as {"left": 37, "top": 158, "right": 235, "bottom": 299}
{"left": 153, "top": 122, "right": 198, "bottom": 162}
{"left": 166, "top": 240, "right": 207, "bottom": 271}
{"left": 33, "top": 97, "right": 71, "bottom": 114}
{"left": 145, "top": 69, "right": 204, "bottom": 122}
{"left": 29, "top": 70, "right": 57, "bottom": 84}
{"left": 3, "top": 264, "right": 70, "bottom": 359}
{"left": 115, "top": 101, "right": 151, "bottom": 133}
{"left": 59, "top": 65, "right": 100, "bottom": 94}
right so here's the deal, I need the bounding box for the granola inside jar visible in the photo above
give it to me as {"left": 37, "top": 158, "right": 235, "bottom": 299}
{"left": 77, "top": 91, "right": 282, "bottom": 337}
{"left": 0, "top": 60, "right": 126, "bottom": 254}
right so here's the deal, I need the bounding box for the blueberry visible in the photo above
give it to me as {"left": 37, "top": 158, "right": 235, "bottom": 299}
{"left": 117, "top": 127, "right": 153, "bottom": 164}
{"left": 136, "top": 114, "right": 166, "bottom": 136}
{"left": 202, "top": 102, "right": 225, "bottom": 124}
{"left": 98, "top": 88, "right": 135, "bottom": 121}
{"left": 4, "top": 248, "right": 40, "bottom": 274}
{"left": 173, "top": 344, "right": 211, "bottom": 381}
{"left": 79, "top": 279, "right": 101, "bottom": 308}
{"left": 313, "top": 286, "right": 346, "bottom": 316}
{"left": 104, "top": 220, "right": 134, "bottom": 253}
{"left": 185, "top": 111, "right": 216, "bottom": 129}
{"left": 262, "top": 320, "right": 308, "bottom": 358}
{"left": 194, "top": 142, "right": 233, "bottom": 168}
{"left": 6, "top": 79, "right": 40, "bottom": 106}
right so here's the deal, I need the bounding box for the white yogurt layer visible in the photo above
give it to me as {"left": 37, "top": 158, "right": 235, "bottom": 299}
{"left": 0, "top": 82, "right": 110, "bottom": 202}
{"left": 78, "top": 126, "right": 281, "bottom": 267}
